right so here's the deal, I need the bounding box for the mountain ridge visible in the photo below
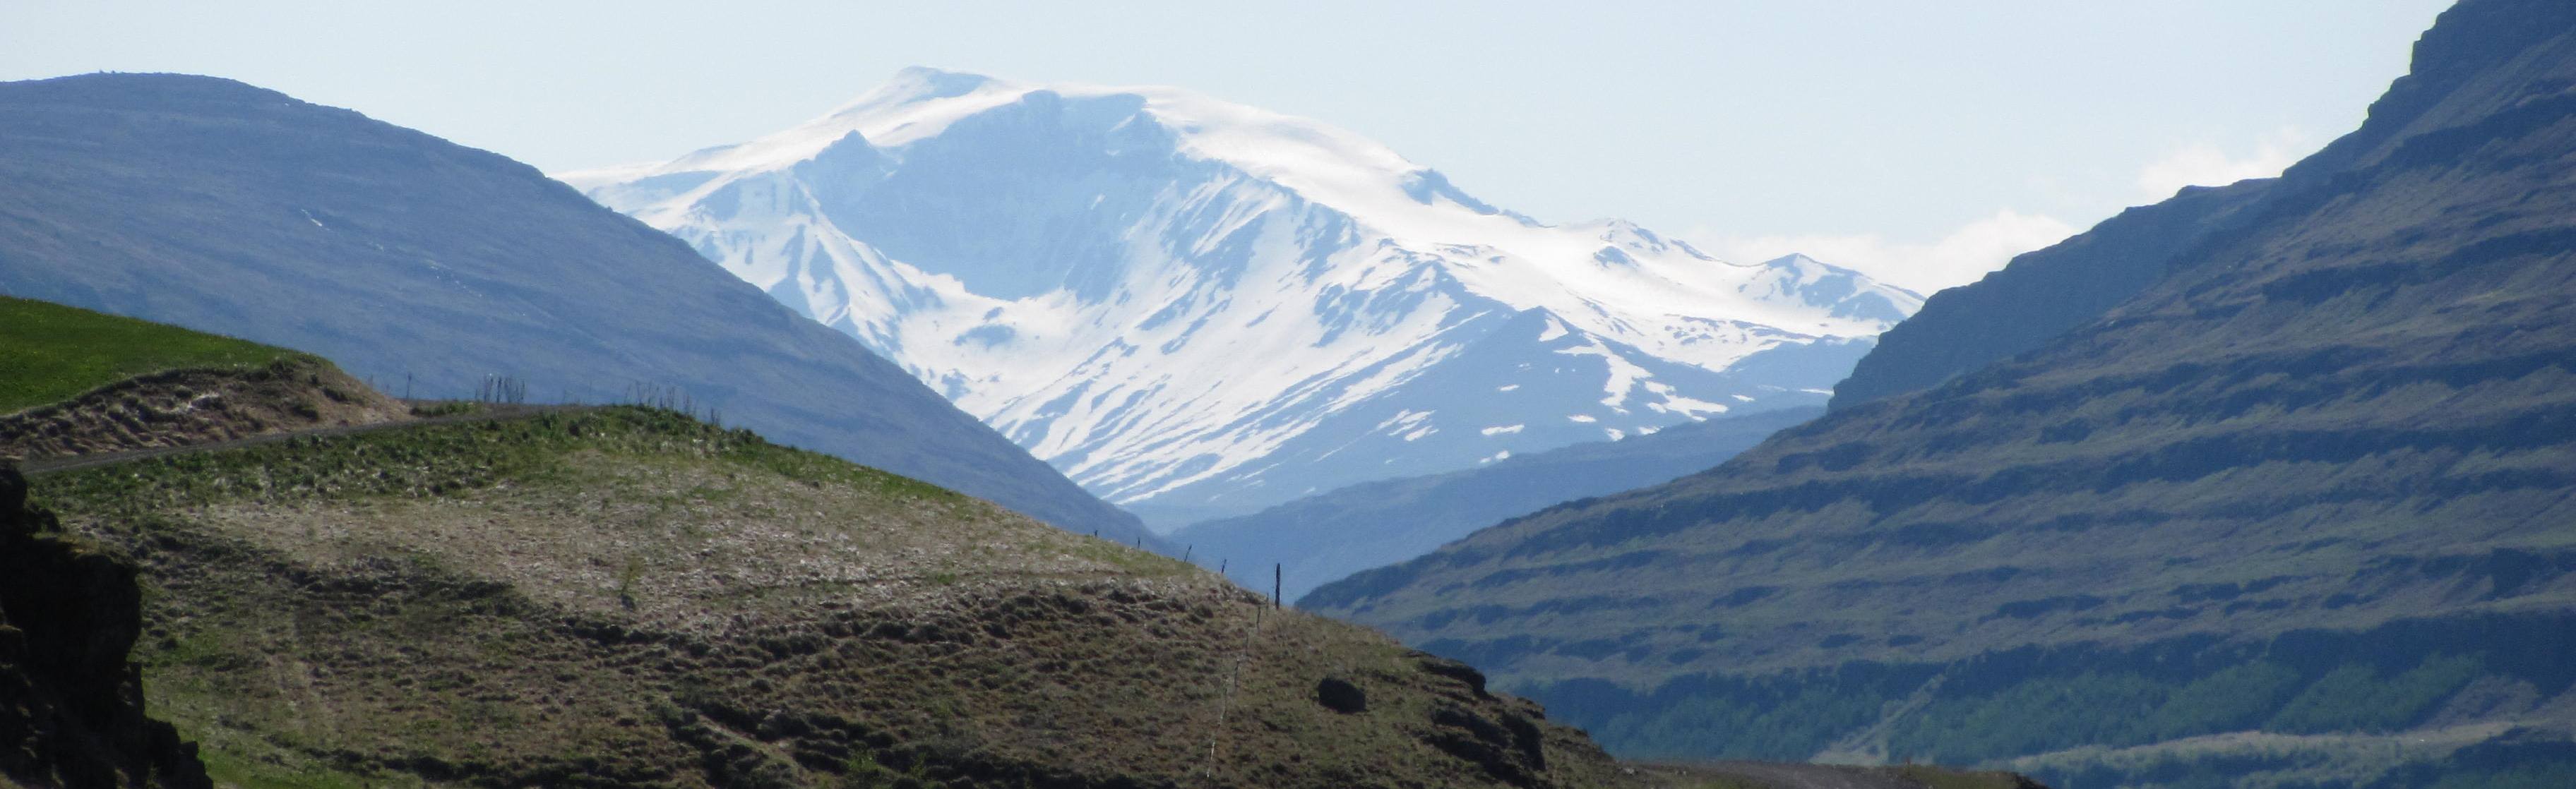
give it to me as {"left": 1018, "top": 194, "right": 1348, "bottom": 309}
{"left": 1304, "top": 1, "right": 2576, "bottom": 783}
{"left": 0, "top": 72, "right": 1156, "bottom": 548}
{"left": 569, "top": 68, "right": 1919, "bottom": 524}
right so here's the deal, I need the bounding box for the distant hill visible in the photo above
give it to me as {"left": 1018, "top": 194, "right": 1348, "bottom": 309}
{"left": 1306, "top": 1, "right": 2576, "bottom": 785}
{"left": 0, "top": 73, "right": 1152, "bottom": 547}
{"left": 1176, "top": 406, "right": 1819, "bottom": 601}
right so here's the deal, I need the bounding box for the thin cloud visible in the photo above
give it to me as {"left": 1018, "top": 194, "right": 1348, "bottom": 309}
{"left": 2135, "top": 128, "right": 2310, "bottom": 198}
{"left": 1692, "top": 209, "right": 2080, "bottom": 296}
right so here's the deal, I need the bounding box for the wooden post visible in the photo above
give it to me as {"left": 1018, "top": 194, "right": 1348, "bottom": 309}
{"left": 1274, "top": 564, "right": 1282, "bottom": 609}
{"left": 1184, "top": 545, "right": 1193, "bottom": 562}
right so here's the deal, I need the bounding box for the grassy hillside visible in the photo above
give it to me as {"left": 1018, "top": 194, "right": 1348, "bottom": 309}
{"left": 29, "top": 406, "right": 1634, "bottom": 788}
{"left": 0, "top": 295, "right": 290, "bottom": 414}
{"left": 1306, "top": 2, "right": 2576, "bottom": 786}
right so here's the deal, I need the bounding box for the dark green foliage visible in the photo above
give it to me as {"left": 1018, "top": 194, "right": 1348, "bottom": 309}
{"left": 1880, "top": 662, "right": 2313, "bottom": 763}
{"left": 406, "top": 401, "right": 479, "bottom": 418}
{"left": 2133, "top": 661, "right": 2303, "bottom": 740}
{"left": 1588, "top": 682, "right": 1889, "bottom": 761}
{"left": 0, "top": 295, "right": 290, "bottom": 414}
{"left": 2265, "top": 655, "right": 2482, "bottom": 735}
{"left": 1891, "top": 673, "right": 2167, "bottom": 763}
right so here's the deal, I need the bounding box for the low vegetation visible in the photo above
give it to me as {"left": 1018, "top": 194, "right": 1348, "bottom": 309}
{"left": 0, "top": 295, "right": 292, "bottom": 414}
{"left": 32, "top": 406, "right": 1634, "bottom": 788}
{"left": 1, "top": 356, "right": 410, "bottom": 463}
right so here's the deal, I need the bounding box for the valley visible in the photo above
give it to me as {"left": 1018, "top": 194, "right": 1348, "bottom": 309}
{"left": 6, "top": 2, "right": 2571, "bottom": 786}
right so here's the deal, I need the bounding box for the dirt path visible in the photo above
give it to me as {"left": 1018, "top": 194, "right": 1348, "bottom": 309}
{"left": 1636, "top": 761, "right": 2034, "bottom": 789}
{"left": 20, "top": 402, "right": 582, "bottom": 476}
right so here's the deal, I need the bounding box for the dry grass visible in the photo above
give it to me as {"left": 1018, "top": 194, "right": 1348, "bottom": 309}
{"left": 35, "top": 407, "right": 1635, "bottom": 788}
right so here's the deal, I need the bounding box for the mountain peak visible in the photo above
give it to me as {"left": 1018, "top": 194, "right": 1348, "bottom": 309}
{"left": 575, "top": 73, "right": 1922, "bottom": 518}
{"left": 839, "top": 66, "right": 1003, "bottom": 113}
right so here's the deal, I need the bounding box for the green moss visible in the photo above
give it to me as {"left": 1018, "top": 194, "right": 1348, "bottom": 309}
{"left": 0, "top": 295, "right": 294, "bottom": 414}
{"left": 196, "top": 747, "right": 402, "bottom": 789}
{"left": 34, "top": 406, "right": 967, "bottom": 519}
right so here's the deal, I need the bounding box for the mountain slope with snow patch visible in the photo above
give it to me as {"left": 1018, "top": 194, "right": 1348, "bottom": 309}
{"left": 565, "top": 68, "right": 1919, "bottom": 526}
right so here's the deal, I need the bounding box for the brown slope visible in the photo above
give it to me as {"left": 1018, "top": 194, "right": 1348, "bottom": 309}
{"left": 1307, "top": 0, "right": 2576, "bottom": 781}
{"left": 32, "top": 408, "right": 1637, "bottom": 789}
{"left": 1, "top": 356, "right": 407, "bottom": 463}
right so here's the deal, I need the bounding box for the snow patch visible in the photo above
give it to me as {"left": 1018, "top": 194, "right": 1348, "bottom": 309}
{"left": 564, "top": 67, "right": 1921, "bottom": 514}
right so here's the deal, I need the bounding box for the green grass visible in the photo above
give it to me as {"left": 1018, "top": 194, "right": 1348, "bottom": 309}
{"left": 30, "top": 404, "right": 1633, "bottom": 789}
{"left": 0, "top": 295, "right": 296, "bottom": 414}
{"left": 35, "top": 406, "right": 875, "bottom": 514}
{"left": 1885, "top": 765, "right": 2040, "bottom": 789}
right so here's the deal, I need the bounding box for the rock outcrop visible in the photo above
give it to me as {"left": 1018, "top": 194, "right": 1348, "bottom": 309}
{"left": 0, "top": 463, "right": 210, "bottom": 788}
{"left": 1, "top": 356, "right": 408, "bottom": 463}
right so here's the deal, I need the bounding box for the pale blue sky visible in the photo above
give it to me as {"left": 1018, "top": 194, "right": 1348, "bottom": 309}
{"left": 5, "top": 1, "right": 2451, "bottom": 290}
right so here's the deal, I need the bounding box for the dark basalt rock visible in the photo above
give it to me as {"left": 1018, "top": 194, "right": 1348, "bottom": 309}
{"left": 1423, "top": 704, "right": 1548, "bottom": 786}
{"left": 1412, "top": 651, "right": 1492, "bottom": 698}
{"left": 1316, "top": 677, "right": 1367, "bottom": 713}
{"left": 0, "top": 462, "right": 213, "bottom": 788}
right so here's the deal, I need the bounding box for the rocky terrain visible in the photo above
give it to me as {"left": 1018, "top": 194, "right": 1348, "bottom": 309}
{"left": 1305, "top": 1, "right": 2576, "bottom": 785}
{"left": 1, "top": 463, "right": 212, "bottom": 789}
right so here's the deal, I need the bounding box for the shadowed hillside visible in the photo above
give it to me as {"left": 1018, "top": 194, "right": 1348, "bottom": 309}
{"left": 1184, "top": 406, "right": 1820, "bottom": 601}
{"left": 1307, "top": 1, "right": 2576, "bottom": 785}
{"left": 0, "top": 74, "right": 1153, "bottom": 548}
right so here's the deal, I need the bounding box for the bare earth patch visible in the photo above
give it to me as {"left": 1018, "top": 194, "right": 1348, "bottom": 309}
{"left": 1, "top": 357, "right": 407, "bottom": 462}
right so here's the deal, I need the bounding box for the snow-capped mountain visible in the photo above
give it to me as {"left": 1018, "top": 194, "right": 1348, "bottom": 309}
{"left": 561, "top": 67, "right": 1922, "bottom": 528}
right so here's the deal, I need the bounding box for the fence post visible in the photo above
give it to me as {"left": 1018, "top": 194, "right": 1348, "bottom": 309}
{"left": 1274, "top": 564, "right": 1282, "bottom": 609}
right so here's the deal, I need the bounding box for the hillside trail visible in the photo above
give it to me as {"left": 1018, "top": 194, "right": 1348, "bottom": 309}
{"left": 1636, "top": 761, "right": 2023, "bottom": 789}
{"left": 19, "top": 402, "right": 585, "bottom": 476}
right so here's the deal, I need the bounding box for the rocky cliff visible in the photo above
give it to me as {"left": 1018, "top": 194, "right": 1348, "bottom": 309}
{"left": 0, "top": 464, "right": 210, "bottom": 788}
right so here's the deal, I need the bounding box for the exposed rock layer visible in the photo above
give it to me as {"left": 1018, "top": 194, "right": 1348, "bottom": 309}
{"left": 1307, "top": 1, "right": 2576, "bottom": 784}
